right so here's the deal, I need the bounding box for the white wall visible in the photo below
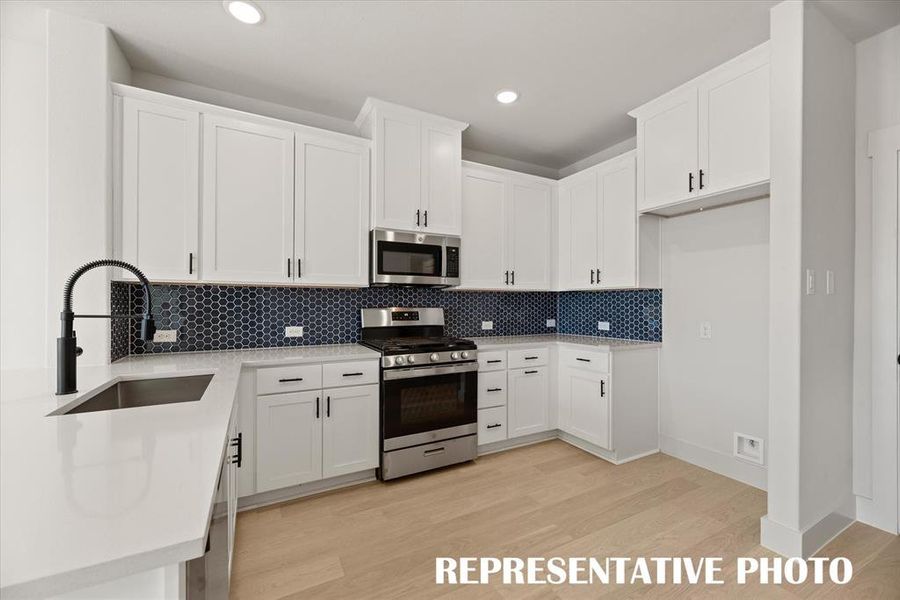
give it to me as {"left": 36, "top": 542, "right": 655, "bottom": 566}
{"left": 658, "top": 199, "right": 770, "bottom": 490}
{"left": 0, "top": 2, "right": 48, "bottom": 370}
{"left": 0, "top": 5, "right": 130, "bottom": 371}
{"left": 852, "top": 24, "right": 900, "bottom": 532}
{"left": 762, "top": 0, "right": 856, "bottom": 558}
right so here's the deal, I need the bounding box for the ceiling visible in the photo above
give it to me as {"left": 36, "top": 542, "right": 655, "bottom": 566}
{"left": 25, "top": 1, "right": 900, "bottom": 171}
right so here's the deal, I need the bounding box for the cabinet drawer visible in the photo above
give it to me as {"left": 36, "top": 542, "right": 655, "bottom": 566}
{"left": 507, "top": 347, "right": 549, "bottom": 369}
{"left": 478, "top": 371, "right": 507, "bottom": 409}
{"left": 478, "top": 350, "right": 507, "bottom": 372}
{"left": 322, "top": 360, "right": 379, "bottom": 388}
{"left": 478, "top": 406, "right": 508, "bottom": 445}
{"left": 257, "top": 364, "right": 323, "bottom": 395}
{"left": 559, "top": 348, "right": 610, "bottom": 373}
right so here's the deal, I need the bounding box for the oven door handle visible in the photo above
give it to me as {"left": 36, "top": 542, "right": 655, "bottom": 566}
{"left": 383, "top": 362, "right": 479, "bottom": 380}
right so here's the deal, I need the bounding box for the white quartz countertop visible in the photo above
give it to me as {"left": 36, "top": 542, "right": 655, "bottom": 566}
{"left": 0, "top": 344, "right": 379, "bottom": 598}
{"left": 468, "top": 334, "right": 661, "bottom": 351}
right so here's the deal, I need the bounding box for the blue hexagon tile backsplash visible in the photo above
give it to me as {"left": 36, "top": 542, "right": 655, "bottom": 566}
{"left": 110, "top": 282, "right": 661, "bottom": 360}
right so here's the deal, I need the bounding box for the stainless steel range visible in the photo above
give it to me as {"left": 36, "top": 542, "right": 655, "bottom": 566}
{"left": 359, "top": 307, "right": 478, "bottom": 480}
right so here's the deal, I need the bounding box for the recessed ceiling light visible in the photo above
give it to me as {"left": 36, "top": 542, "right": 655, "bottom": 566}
{"left": 496, "top": 90, "right": 518, "bottom": 104}
{"left": 224, "top": 0, "right": 264, "bottom": 25}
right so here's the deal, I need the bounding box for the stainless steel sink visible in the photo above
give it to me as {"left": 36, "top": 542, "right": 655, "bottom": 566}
{"left": 52, "top": 374, "right": 213, "bottom": 415}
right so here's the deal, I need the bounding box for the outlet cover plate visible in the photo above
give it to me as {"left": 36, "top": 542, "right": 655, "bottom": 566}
{"left": 597, "top": 321, "right": 610, "bottom": 331}
{"left": 481, "top": 321, "right": 494, "bottom": 331}
{"left": 153, "top": 330, "right": 177, "bottom": 343}
{"left": 546, "top": 319, "right": 556, "bottom": 328}
{"left": 285, "top": 326, "right": 304, "bottom": 338}
{"left": 734, "top": 433, "right": 764, "bottom": 465}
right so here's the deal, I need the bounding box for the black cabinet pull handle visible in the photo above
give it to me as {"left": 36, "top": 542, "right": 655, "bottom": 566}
{"left": 699, "top": 169, "right": 704, "bottom": 190}
{"left": 505, "top": 270, "right": 509, "bottom": 285}
{"left": 278, "top": 377, "right": 303, "bottom": 382}
{"left": 525, "top": 356, "right": 539, "bottom": 360}
{"left": 316, "top": 397, "right": 320, "bottom": 419}
{"left": 486, "top": 423, "right": 502, "bottom": 429}
{"left": 688, "top": 172, "right": 694, "bottom": 192}
{"left": 486, "top": 359, "right": 502, "bottom": 364}
{"left": 590, "top": 269, "right": 594, "bottom": 285}
{"left": 424, "top": 210, "right": 428, "bottom": 227}
{"left": 576, "top": 358, "right": 591, "bottom": 362}
{"left": 597, "top": 268, "right": 601, "bottom": 283}
{"left": 326, "top": 395, "right": 330, "bottom": 418}
{"left": 511, "top": 270, "right": 515, "bottom": 285}
{"left": 230, "top": 433, "right": 242, "bottom": 468}
{"left": 601, "top": 380, "right": 606, "bottom": 397}
{"left": 287, "top": 258, "right": 292, "bottom": 278}
{"left": 343, "top": 372, "right": 364, "bottom": 377}
{"left": 189, "top": 252, "right": 193, "bottom": 275}
{"left": 524, "top": 370, "right": 538, "bottom": 374}
{"left": 487, "top": 387, "right": 503, "bottom": 392}
{"left": 416, "top": 209, "right": 421, "bottom": 227}
{"left": 297, "top": 258, "right": 301, "bottom": 279}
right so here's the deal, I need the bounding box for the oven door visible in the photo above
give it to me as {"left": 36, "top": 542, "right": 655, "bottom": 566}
{"left": 371, "top": 229, "right": 458, "bottom": 287}
{"left": 382, "top": 362, "right": 478, "bottom": 450}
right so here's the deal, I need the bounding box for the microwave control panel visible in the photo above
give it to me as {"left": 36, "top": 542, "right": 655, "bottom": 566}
{"left": 446, "top": 247, "right": 460, "bottom": 278}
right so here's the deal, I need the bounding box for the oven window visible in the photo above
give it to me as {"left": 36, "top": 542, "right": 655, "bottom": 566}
{"left": 383, "top": 371, "right": 476, "bottom": 440}
{"left": 378, "top": 241, "right": 442, "bottom": 277}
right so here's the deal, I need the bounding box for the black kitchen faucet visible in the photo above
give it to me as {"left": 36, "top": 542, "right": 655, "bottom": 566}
{"left": 57, "top": 259, "right": 156, "bottom": 395}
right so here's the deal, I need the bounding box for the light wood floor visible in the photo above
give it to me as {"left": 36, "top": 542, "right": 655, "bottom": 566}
{"left": 231, "top": 440, "right": 899, "bottom": 599}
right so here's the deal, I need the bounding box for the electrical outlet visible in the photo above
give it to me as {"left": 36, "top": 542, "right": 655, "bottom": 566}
{"left": 734, "top": 433, "right": 764, "bottom": 465}
{"left": 481, "top": 321, "right": 494, "bottom": 331}
{"left": 152, "top": 329, "right": 177, "bottom": 343}
{"left": 699, "top": 321, "right": 712, "bottom": 339}
{"left": 597, "top": 321, "right": 610, "bottom": 332}
{"left": 285, "top": 326, "right": 304, "bottom": 338}
{"left": 546, "top": 319, "right": 556, "bottom": 328}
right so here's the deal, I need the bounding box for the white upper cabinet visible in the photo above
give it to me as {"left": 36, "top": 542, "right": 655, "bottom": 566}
{"left": 698, "top": 51, "right": 770, "bottom": 196}
{"left": 460, "top": 162, "right": 554, "bottom": 291}
{"left": 636, "top": 87, "right": 699, "bottom": 212}
{"left": 558, "top": 151, "right": 637, "bottom": 290}
{"left": 202, "top": 114, "right": 295, "bottom": 283}
{"left": 461, "top": 166, "right": 507, "bottom": 289}
{"left": 630, "top": 42, "right": 770, "bottom": 216}
{"left": 295, "top": 134, "right": 369, "bottom": 286}
{"left": 356, "top": 98, "right": 467, "bottom": 235}
{"left": 120, "top": 97, "right": 200, "bottom": 281}
{"left": 507, "top": 179, "right": 553, "bottom": 290}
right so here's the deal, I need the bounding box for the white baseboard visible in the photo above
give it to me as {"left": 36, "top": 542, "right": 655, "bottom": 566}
{"left": 237, "top": 470, "right": 377, "bottom": 511}
{"left": 659, "top": 433, "right": 767, "bottom": 490}
{"left": 477, "top": 430, "right": 557, "bottom": 456}
{"left": 761, "top": 509, "right": 855, "bottom": 558}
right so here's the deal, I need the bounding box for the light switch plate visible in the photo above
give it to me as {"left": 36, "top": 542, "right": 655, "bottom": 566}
{"left": 699, "top": 321, "right": 712, "bottom": 339}
{"left": 153, "top": 329, "right": 177, "bottom": 343}
{"left": 481, "top": 321, "right": 494, "bottom": 331}
{"left": 806, "top": 269, "right": 816, "bottom": 295}
{"left": 598, "top": 321, "right": 610, "bottom": 331}
{"left": 546, "top": 319, "right": 556, "bottom": 328}
{"left": 285, "top": 326, "right": 304, "bottom": 338}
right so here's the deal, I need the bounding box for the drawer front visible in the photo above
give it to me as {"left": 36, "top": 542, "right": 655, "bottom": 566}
{"left": 257, "top": 364, "right": 323, "bottom": 395}
{"left": 478, "top": 370, "right": 507, "bottom": 409}
{"left": 322, "top": 360, "right": 379, "bottom": 388}
{"left": 559, "top": 348, "right": 610, "bottom": 373}
{"left": 478, "top": 350, "right": 507, "bottom": 372}
{"left": 507, "top": 347, "right": 549, "bottom": 369}
{"left": 478, "top": 406, "right": 508, "bottom": 445}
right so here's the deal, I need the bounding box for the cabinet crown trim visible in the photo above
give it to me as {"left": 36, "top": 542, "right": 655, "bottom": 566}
{"left": 354, "top": 97, "right": 469, "bottom": 132}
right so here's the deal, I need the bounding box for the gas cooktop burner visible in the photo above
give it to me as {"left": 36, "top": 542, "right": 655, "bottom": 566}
{"left": 362, "top": 336, "right": 477, "bottom": 355}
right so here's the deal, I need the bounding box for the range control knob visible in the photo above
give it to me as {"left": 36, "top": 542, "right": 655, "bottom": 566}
{"left": 394, "top": 356, "right": 405, "bottom": 365}
{"left": 461, "top": 351, "right": 470, "bottom": 359}
{"left": 407, "top": 355, "right": 416, "bottom": 364}
{"left": 430, "top": 353, "right": 440, "bottom": 362}
{"left": 450, "top": 352, "right": 460, "bottom": 360}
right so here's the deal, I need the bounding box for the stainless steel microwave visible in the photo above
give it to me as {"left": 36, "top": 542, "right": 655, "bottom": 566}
{"left": 370, "top": 229, "right": 460, "bottom": 288}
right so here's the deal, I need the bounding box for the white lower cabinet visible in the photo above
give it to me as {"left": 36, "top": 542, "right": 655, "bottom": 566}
{"left": 256, "top": 390, "right": 323, "bottom": 493}
{"left": 560, "top": 368, "right": 611, "bottom": 450}
{"left": 254, "top": 361, "right": 379, "bottom": 495}
{"left": 478, "top": 406, "right": 508, "bottom": 445}
{"left": 322, "top": 385, "right": 379, "bottom": 478}
{"left": 508, "top": 365, "right": 550, "bottom": 438}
